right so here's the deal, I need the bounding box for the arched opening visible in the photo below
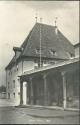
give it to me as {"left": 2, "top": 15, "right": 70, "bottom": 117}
{"left": 32, "top": 75, "right": 44, "bottom": 105}
{"left": 66, "top": 69, "right": 79, "bottom": 109}
{"left": 47, "top": 71, "right": 63, "bottom": 107}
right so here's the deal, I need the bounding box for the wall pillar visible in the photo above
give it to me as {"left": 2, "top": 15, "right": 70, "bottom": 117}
{"left": 20, "top": 79, "right": 23, "bottom": 105}
{"left": 27, "top": 81, "right": 30, "bottom": 104}
{"left": 26, "top": 82, "right": 28, "bottom": 105}
{"left": 43, "top": 74, "right": 48, "bottom": 106}
{"left": 61, "top": 71, "right": 67, "bottom": 109}
{"left": 29, "top": 77, "right": 34, "bottom": 105}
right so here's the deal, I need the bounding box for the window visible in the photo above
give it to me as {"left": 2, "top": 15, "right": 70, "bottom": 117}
{"left": 67, "top": 52, "right": 74, "bottom": 58}
{"left": 9, "top": 71, "right": 10, "bottom": 76}
{"left": 18, "top": 92, "right": 20, "bottom": 95}
{"left": 8, "top": 70, "right": 12, "bottom": 76}
{"left": 13, "top": 93, "right": 15, "bottom": 98}
{"left": 17, "top": 65, "right": 18, "bottom": 71}
{"left": 35, "top": 47, "right": 43, "bottom": 54}
{"left": 43, "top": 60, "right": 47, "bottom": 64}
{"left": 14, "top": 68, "right": 16, "bottom": 72}
{"left": 13, "top": 80, "right": 15, "bottom": 88}
{"left": 17, "top": 78, "right": 20, "bottom": 82}
{"left": 70, "top": 53, "right": 74, "bottom": 58}
{"left": 49, "top": 49, "right": 56, "bottom": 56}
{"left": 49, "top": 61, "right": 56, "bottom": 64}
{"left": 8, "top": 82, "right": 10, "bottom": 89}
{"left": 8, "top": 93, "right": 10, "bottom": 99}
{"left": 35, "top": 48, "right": 40, "bottom": 54}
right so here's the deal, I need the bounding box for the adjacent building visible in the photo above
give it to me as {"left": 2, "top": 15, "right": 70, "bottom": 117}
{"left": 74, "top": 42, "right": 80, "bottom": 57}
{"left": 5, "top": 22, "right": 77, "bottom": 107}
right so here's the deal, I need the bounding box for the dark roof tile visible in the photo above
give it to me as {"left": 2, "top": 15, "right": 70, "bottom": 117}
{"left": 5, "top": 23, "right": 75, "bottom": 69}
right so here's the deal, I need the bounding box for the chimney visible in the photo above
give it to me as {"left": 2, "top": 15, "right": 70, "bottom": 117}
{"left": 55, "top": 26, "right": 58, "bottom": 35}
{"left": 40, "top": 17, "right": 42, "bottom": 23}
{"left": 35, "top": 12, "right": 38, "bottom": 23}
{"left": 54, "top": 17, "right": 58, "bottom": 35}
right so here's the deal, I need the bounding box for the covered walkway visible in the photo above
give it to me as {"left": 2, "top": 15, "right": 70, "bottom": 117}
{"left": 19, "top": 57, "right": 79, "bottom": 110}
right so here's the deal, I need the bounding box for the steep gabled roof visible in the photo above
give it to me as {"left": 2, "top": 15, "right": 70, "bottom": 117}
{"left": 21, "top": 23, "right": 74, "bottom": 59}
{"left": 5, "top": 23, "right": 75, "bottom": 70}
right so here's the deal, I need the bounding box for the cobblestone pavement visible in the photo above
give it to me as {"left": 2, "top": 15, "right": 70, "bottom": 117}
{"left": 0, "top": 99, "right": 16, "bottom": 107}
{"left": 0, "top": 99, "right": 79, "bottom": 124}
{"left": 0, "top": 106, "right": 79, "bottom": 124}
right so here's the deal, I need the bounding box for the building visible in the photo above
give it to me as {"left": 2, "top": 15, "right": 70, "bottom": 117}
{"left": 5, "top": 22, "right": 75, "bottom": 106}
{"left": 19, "top": 57, "right": 79, "bottom": 109}
{"left": 0, "top": 92, "right": 6, "bottom": 99}
{"left": 74, "top": 42, "right": 80, "bottom": 57}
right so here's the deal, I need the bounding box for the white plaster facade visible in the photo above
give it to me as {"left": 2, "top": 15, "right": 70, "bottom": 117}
{"left": 6, "top": 60, "right": 35, "bottom": 105}
{"left": 75, "top": 46, "right": 79, "bottom": 58}
{"left": 6, "top": 58, "right": 51, "bottom": 105}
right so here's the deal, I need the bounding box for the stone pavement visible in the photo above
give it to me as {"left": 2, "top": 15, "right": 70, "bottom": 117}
{"left": 0, "top": 99, "right": 79, "bottom": 124}
{"left": 15, "top": 106, "right": 79, "bottom": 124}
{"left": 0, "top": 99, "right": 16, "bottom": 107}
{"left": 16, "top": 105, "right": 79, "bottom": 118}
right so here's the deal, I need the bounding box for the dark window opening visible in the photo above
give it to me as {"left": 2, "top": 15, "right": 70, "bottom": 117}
{"left": 13, "top": 93, "right": 15, "bottom": 98}
{"left": 70, "top": 53, "right": 74, "bottom": 58}
{"left": 8, "top": 93, "right": 10, "bottom": 99}
{"left": 13, "top": 80, "right": 15, "bottom": 88}
{"left": 18, "top": 92, "right": 20, "bottom": 95}
{"left": 50, "top": 49, "right": 56, "bottom": 56}
{"left": 35, "top": 48, "right": 40, "bottom": 54}
{"left": 35, "top": 48, "right": 43, "bottom": 54}
{"left": 9, "top": 70, "right": 12, "bottom": 76}
{"left": 17, "top": 65, "right": 19, "bottom": 71}
{"left": 8, "top": 82, "right": 10, "bottom": 89}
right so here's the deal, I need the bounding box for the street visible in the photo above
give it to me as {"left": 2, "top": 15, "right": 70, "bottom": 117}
{"left": 0, "top": 104, "right": 79, "bottom": 124}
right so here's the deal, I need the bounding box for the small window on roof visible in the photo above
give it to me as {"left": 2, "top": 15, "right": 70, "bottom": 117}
{"left": 49, "top": 49, "right": 56, "bottom": 56}
{"left": 35, "top": 48, "right": 40, "bottom": 54}
{"left": 67, "top": 52, "right": 74, "bottom": 58}
{"left": 70, "top": 53, "right": 74, "bottom": 58}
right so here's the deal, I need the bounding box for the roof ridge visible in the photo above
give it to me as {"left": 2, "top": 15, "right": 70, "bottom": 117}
{"left": 36, "top": 22, "right": 56, "bottom": 28}
{"left": 5, "top": 22, "right": 75, "bottom": 70}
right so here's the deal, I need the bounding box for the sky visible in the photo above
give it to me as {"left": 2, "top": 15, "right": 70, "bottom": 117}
{"left": 0, "top": 1, "right": 79, "bottom": 86}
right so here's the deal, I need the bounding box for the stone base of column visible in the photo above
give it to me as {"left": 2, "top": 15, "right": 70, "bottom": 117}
{"left": 63, "top": 99, "right": 67, "bottom": 109}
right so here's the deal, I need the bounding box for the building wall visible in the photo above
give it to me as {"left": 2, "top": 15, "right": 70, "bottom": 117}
{"left": 6, "top": 54, "right": 66, "bottom": 106}
{"left": 6, "top": 57, "right": 52, "bottom": 104}
{"left": 6, "top": 60, "right": 35, "bottom": 105}
{"left": 75, "top": 47, "right": 79, "bottom": 57}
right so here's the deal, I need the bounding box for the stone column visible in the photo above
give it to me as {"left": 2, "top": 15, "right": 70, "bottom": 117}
{"left": 27, "top": 81, "right": 30, "bottom": 104}
{"left": 61, "top": 71, "right": 67, "bottom": 109}
{"left": 43, "top": 74, "right": 48, "bottom": 106}
{"left": 29, "top": 77, "right": 33, "bottom": 105}
{"left": 26, "top": 82, "right": 28, "bottom": 105}
{"left": 20, "top": 79, "right": 23, "bottom": 105}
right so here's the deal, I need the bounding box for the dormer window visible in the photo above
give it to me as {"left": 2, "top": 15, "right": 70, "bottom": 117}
{"left": 70, "top": 53, "right": 74, "bottom": 58}
{"left": 35, "top": 48, "right": 40, "bottom": 54}
{"left": 67, "top": 52, "right": 74, "bottom": 58}
{"left": 50, "top": 49, "right": 56, "bottom": 56}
